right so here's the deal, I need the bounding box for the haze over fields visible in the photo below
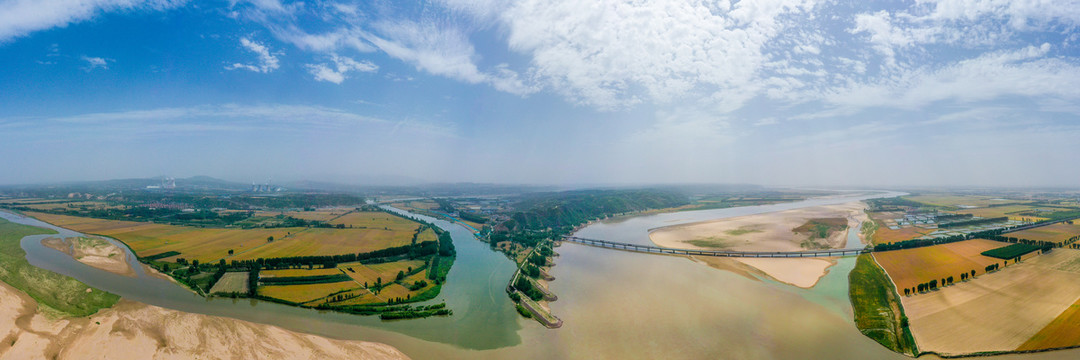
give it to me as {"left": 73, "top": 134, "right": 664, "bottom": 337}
{"left": 1, "top": 0, "right": 1079, "bottom": 187}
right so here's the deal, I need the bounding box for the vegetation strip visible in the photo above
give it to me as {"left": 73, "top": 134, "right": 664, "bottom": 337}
{"left": 849, "top": 254, "right": 917, "bottom": 356}
{"left": 0, "top": 218, "right": 120, "bottom": 317}
{"left": 259, "top": 274, "right": 352, "bottom": 285}
{"left": 980, "top": 243, "right": 1043, "bottom": 260}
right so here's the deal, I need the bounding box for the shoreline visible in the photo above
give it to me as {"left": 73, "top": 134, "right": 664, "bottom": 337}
{"left": 0, "top": 280, "right": 408, "bottom": 359}
{"left": 40, "top": 236, "right": 136, "bottom": 278}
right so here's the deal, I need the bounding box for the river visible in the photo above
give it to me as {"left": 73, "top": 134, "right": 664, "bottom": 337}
{"left": 3, "top": 192, "right": 1078, "bottom": 359}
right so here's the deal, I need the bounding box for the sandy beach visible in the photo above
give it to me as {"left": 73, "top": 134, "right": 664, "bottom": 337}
{"left": 0, "top": 280, "right": 408, "bottom": 360}
{"left": 650, "top": 202, "right": 867, "bottom": 288}
{"left": 41, "top": 236, "right": 135, "bottom": 277}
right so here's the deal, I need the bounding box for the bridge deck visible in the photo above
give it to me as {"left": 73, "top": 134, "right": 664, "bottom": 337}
{"left": 561, "top": 215, "right": 1080, "bottom": 259}
{"left": 562, "top": 236, "right": 869, "bottom": 258}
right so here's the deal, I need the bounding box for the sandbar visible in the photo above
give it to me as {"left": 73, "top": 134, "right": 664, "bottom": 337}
{"left": 650, "top": 202, "right": 866, "bottom": 288}
{"left": 0, "top": 280, "right": 407, "bottom": 360}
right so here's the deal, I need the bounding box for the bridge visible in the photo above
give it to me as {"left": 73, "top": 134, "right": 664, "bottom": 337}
{"left": 561, "top": 236, "right": 870, "bottom": 258}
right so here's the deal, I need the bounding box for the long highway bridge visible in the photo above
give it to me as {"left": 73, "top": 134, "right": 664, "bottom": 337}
{"left": 561, "top": 236, "right": 869, "bottom": 258}
{"left": 561, "top": 214, "right": 1080, "bottom": 258}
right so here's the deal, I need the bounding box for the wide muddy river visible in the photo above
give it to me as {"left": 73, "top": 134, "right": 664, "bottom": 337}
{"left": 3, "top": 192, "right": 1077, "bottom": 359}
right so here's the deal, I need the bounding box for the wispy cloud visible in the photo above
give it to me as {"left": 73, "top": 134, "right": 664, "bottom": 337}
{"left": 0, "top": 103, "right": 459, "bottom": 139}
{"left": 226, "top": 37, "right": 280, "bottom": 73}
{"left": 80, "top": 55, "right": 109, "bottom": 71}
{"left": 305, "top": 54, "right": 377, "bottom": 84}
{"left": 0, "top": 0, "right": 184, "bottom": 43}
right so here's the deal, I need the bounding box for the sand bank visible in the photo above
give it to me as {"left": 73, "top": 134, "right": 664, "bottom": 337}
{"left": 650, "top": 202, "right": 866, "bottom": 288}
{"left": 0, "top": 281, "right": 407, "bottom": 360}
{"left": 690, "top": 257, "right": 837, "bottom": 288}
{"left": 41, "top": 236, "right": 135, "bottom": 277}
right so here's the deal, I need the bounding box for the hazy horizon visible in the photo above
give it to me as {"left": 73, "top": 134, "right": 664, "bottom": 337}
{"left": 2, "top": 1, "right": 1079, "bottom": 188}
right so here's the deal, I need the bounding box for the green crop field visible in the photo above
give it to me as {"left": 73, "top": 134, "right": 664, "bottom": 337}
{"left": 208, "top": 272, "right": 249, "bottom": 294}
{"left": 981, "top": 243, "right": 1042, "bottom": 259}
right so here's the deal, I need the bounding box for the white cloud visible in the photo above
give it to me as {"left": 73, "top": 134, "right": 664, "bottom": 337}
{"left": 80, "top": 55, "right": 109, "bottom": 70}
{"left": 226, "top": 37, "right": 280, "bottom": 73}
{"left": 306, "top": 54, "right": 377, "bottom": 84}
{"left": 498, "top": 0, "right": 816, "bottom": 109}
{"left": 0, "top": 0, "right": 184, "bottom": 43}
{"left": 222, "top": 0, "right": 1080, "bottom": 119}
{"left": 364, "top": 19, "right": 535, "bottom": 95}
{"left": 273, "top": 26, "right": 377, "bottom": 53}
{"left": 4, "top": 103, "right": 458, "bottom": 138}
{"left": 825, "top": 44, "right": 1080, "bottom": 109}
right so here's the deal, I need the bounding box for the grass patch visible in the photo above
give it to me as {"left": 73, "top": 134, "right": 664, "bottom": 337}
{"left": 981, "top": 243, "right": 1041, "bottom": 260}
{"left": 0, "top": 218, "right": 119, "bottom": 317}
{"left": 724, "top": 228, "right": 761, "bottom": 236}
{"left": 861, "top": 220, "right": 878, "bottom": 238}
{"left": 849, "top": 254, "right": 917, "bottom": 356}
{"left": 685, "top": 237, "right": 729, "bottom": 248}
{"left": 794, "top": 218, "right": 848, "bottom": 240}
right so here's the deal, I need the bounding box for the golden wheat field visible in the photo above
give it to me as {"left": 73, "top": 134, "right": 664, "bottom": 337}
{"left": 27, "top": 212, "right": 421, "bottom": 263}
{"left": 873, "top": 239, "right": 1007, "bottom": 292}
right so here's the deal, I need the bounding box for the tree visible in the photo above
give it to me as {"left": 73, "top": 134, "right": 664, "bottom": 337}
{"left": 228, "top": 249, "right": 234, "bottom": 255}
{"left": 267, "top": 236, "right": 274, "bottom": 242}
{"left": 396, "top": 271, "right": 405, "bottom": 281}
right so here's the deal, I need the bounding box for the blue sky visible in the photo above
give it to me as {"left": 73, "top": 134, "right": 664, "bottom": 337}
{"left": 1, "top": 0, "right": 1078, "bottom": 187}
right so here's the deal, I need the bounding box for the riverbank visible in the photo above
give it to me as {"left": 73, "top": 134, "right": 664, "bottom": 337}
{"left": 0, "top": 219, "right": 119, "bottom": 317}
{"left": 41, "top": 236, "right": 134, "bottom": 277}
{"left": 0, "top": 280, "right": 408, "bottom": 359}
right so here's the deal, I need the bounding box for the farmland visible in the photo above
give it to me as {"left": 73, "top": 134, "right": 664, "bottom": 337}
{"left": 262, "top": 267, "right": 343, "bottom": 278}
{"left": 1006, "top": 222, "right": 1080, "bottom": 244}
{"left": 905, "top": 195, "right": 1022, "bottom": 209}
{"left": 24, "top": 211, "right": 419, "bottom": 263}
{"left": 231, "top": 226, "right": 415, "bottom": 261}
{"left": 329, "top": 211, "right": 419, "bottom": 230}
{"left": 208, "top": 272, "right": 249, "bottom": 294}
{"left": 260, "top": 280, "right": 357, "bottom": 304}
{"left": 257, "top": 259, "right": 436, "bottom": 306}
{"left": 981, "top": 243, "right": 1043, "bottom": 260}
{"left": 1018, "top": 296, "right": 1080, "bottom": 351}
{"left": 19, "top": 203, "right": 457, "bottom": 319}
{"left": 955, "top": 205, "right": 1048, "bottom": 221}
{"left": 872, "top": 239, "right": 1007, "bottom": 294}
{"left": 255, "top": 209, "right": 350, "bottom": 222}
{"left": 900, "top": 250, "right": 1080, "bottom": 355}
